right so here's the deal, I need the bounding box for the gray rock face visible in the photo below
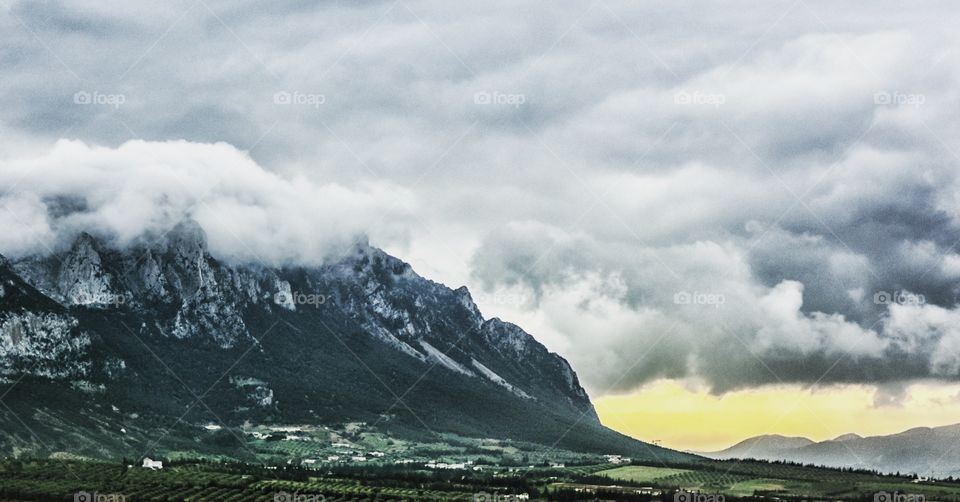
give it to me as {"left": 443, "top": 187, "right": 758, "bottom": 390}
{"left": 11, "top": 223, "right": 280, "bottom": 348}
{"left": 56, "top": 233, "right": 116, "bottom": 306}
{"left": 7, "top": 220, "right": 599, "bottom": 420}
{"left": 0, "top": 311, "right": 91, "bottom": 382}
{"left": 304, "top": 244, "right": 599, "bottom": 418}
{"left": 0, "top": 260, "right": 92, "bottom": 384}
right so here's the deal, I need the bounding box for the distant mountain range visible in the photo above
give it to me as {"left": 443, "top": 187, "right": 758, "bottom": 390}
{"left": 701, "top": 425, "right": 960, "bottom": 478}
{"left": 0, "top": 220, "right": 690, "bottom": 462}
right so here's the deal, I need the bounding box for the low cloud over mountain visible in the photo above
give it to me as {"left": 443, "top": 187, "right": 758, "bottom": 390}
{"left": 0, "top": 139, "right": 414, "bottom": 264}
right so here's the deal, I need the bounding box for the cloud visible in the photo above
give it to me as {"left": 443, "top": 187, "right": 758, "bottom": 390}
{"left": 3, "top": 0, "right": 960, "bottom": 395}
{"left": 470, "top": 220, "right": 960, "bottom": 394}
{"left": 0, "top": 140, "right": 415, "bottom": 265}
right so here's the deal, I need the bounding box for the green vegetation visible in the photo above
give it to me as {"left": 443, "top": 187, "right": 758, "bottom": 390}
{"left": 3, "top": 456, "right": 960, "bottom": 501}
{"left": 598, "top": 465, "right": 694, "bottom": 483}
{"left": 0, "top": 459, "right": 497, "bottom": 501}
{"left": 593, "top": 459, "right": 960, "bottom": 500}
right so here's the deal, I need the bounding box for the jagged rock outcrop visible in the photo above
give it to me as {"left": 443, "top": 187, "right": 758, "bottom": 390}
{"left": 0, "top": 257, "right": 92, "bottom": 383}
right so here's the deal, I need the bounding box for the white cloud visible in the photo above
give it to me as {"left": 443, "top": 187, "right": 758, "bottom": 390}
{"left": 0, "top": 139, "right": 415, "bottom": 265}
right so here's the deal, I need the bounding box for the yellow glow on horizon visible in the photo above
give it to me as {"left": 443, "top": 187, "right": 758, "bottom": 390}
{"left": 594, "top": 380, "right": 960, "bottom": 452}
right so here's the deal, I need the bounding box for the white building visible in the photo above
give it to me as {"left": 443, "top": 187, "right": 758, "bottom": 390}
{"left": 142, "top": 458, "right": 163, "bottom": 470}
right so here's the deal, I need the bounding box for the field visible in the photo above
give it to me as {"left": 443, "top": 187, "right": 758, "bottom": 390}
{"left": 4, "top": 456, "right": 960, "bottom": 501}
{"left": 595, "top": 465, "right": 694, "bottom": 483}
{"left": 0, "top": 460, "right": 493, "bottom": 501}
{"left": 595, "top": 460, "right": 960, "bottom": 500}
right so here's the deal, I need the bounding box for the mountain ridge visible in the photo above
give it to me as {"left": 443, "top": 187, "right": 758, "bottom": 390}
{"left": 702, "top": 424, "right": 960, "bottom": 478}
{"left": 0, "top": 221, "right": 687, "bottom": 462}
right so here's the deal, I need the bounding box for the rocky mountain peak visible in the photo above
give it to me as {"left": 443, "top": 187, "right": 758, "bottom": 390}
{"left": 482, "top": 318, "right": 532, "bottom": 354}
{"left": 56, "top": 232, "right": 115, "bottom": 306}
{"left": 163, "top": 219, "right": 209, "bottom": 271}
{"left": 71, "top": 231, "right": 99, "bottom": 250}
{"left": 454, "top": 286, "right": 484, "bottom": 325}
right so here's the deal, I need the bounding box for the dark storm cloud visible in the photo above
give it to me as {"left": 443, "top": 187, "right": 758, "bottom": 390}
{"left": 2, "top": 0, "right": 960, "bottom": 394}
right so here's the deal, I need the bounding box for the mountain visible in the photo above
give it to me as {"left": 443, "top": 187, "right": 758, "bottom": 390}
{"left": 701, "top": 435, "right": 815, "bottom": 460}
{"left": 832, "top": 433, "right": 862, "bottom": 442}
{"left": 702, "top": 425, "right": 960, "bottom": 478}
{"left": 0, "top": 221, "right": 690, "bottom": 462}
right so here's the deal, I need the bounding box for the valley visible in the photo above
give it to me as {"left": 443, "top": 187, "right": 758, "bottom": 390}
{"left": 2, "top": 454, "right": 958, "bottom": 501}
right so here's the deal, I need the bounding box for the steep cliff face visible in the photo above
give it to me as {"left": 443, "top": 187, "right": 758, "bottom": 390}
{"left": 0, "top": 221, "right": 679, "bottom": 460}
{"left": 12, "top": 222, "right": 280, "bottom": 348}
{"left": 301, "top": 244, "right": 599, "bottom": 418}
{"left": 0, "top": 259, "right": 91, "bottom": 384}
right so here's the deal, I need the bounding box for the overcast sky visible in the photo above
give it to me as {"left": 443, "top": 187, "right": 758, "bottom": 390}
{"left": 2, "top": 0, "right": 960, "bottom": 399}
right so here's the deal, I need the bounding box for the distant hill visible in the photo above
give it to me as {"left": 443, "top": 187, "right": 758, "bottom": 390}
{"left": 832, "top": 433, "right": 863, "bottom": 442}
{"left": 701, "top": 425, "right": 960, "bottom": 478}
{"left": 699, "top": 434, "right": 815, "bottom": 460}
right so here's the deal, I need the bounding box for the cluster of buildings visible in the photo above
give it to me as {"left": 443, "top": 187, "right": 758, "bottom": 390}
{"left": 603, "top": 454, "right": 631, "bottom": 464}
{"left": 300, "top": 449, "right": 387, "bottom": 465}
{"left": 426, "top": 460, "right": 475, "bottom": 470}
